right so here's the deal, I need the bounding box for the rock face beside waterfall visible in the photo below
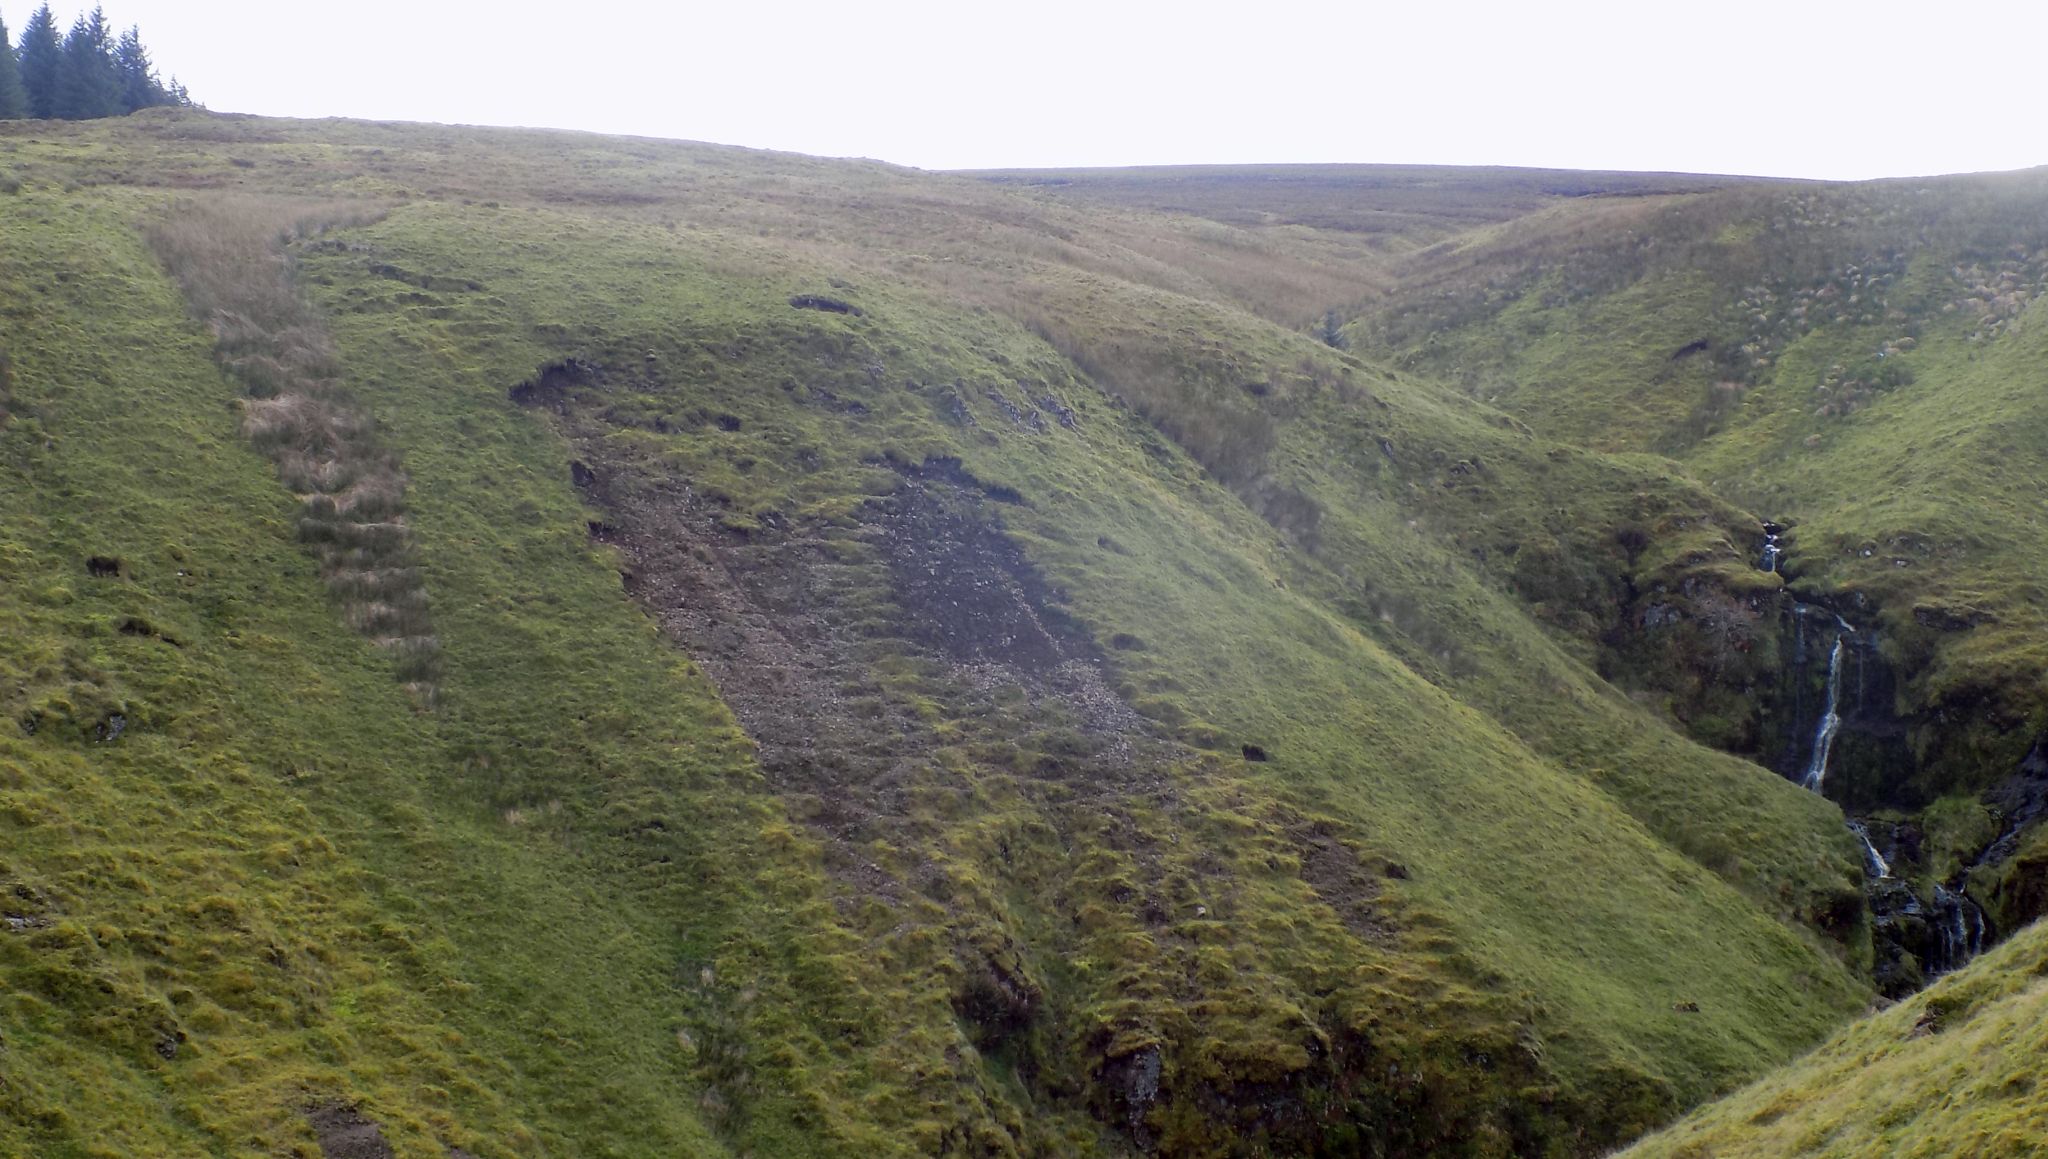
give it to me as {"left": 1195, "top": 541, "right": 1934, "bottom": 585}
{"left": 1755, "top": 556, "right": 2003, "bottom": 990}
{"left": 1855, "top": 828, "right": 1995, "bottom": 997}
{"left": 1760, "top": 601, "right": 1914, "bottom": 807}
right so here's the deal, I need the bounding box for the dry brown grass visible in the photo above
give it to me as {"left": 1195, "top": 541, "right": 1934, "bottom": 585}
{"left": 147, "top": 193, "right": 439, "bottom": 702}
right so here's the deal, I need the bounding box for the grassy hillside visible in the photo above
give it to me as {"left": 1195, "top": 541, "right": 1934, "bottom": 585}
{"left": 0, "top": 171, "right": 945, "bottom": 1158}
{"left": 1620, "top": 915, "right": 2048, "bottom": 1158}
{"left": 970, "top": 164, "right": 1753, "bottom": 254}
{"left": 328, "top": 189, "right": 1863, "bottom": 1100}
{"left": 1354, "top": 170, "right": 2048, "bottom": 933}
{"left": 1361, "top": 173, "right": 2048, "bottom": 765}
{"left": 9, "top": 110, "right": 2030, "bottom": 1155}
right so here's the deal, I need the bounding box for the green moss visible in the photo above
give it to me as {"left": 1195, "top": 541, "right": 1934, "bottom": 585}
{"left": 1918, "top": 796, "right": 2000, "bottom": 883}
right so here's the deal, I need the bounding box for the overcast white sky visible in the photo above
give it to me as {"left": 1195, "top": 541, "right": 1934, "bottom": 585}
{"left": 9, "top": 0, "right": 2044, "bottom": 178}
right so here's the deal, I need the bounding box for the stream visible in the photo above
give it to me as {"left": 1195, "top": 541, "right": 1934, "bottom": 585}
{"left": 1761, "top": 523, "right": 1990, "bottom": 984}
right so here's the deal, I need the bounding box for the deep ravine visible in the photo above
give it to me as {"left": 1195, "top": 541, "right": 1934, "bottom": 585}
{"left": 1764, "top": 525, "right": 1992, "bottom": 990}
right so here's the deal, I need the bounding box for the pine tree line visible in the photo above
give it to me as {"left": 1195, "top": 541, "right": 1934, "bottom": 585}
{"left": 0, "top": 4, "right": 188, "bottom": 121}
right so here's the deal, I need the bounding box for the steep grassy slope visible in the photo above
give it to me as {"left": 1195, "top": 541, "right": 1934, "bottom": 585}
{"left": 1620, "top": 916, "right": 2048, "bottom": 1158}
{"left": 315, "top": 196, "right": 1866, "bottom": 1125}
{"left": 0, "top": 176, "right": 1008, "bottom": 1159}
{"left": 0, "top": 192, "right": 751, "bottom": 1155}
{"left": 984, "top": 274, "right": 1851, "bottom": 920}
{"left": 0, "top": 111, "right": 1898, "bottom": 1154}
{"left": 1361, "top": 174, "right": 2048, "bottom": 763}
{"left": 1354, "top": 171, "right": 2048, "bottom": 932}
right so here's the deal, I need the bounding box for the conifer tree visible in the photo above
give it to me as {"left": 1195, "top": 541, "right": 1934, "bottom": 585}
{"left": 17, "top": 4, "right": 61, "bottom": 119}
{"left": 113, "top": 24, "right": 150, "bottom": 111}
{"left": 0, "top": 16, "right": 30, "bottom": 119}
{"left": 56, "top": 7, "right": 121, "bottom": 120}
{"left": 8, "top": 7, "right": 187, "bottom": 121}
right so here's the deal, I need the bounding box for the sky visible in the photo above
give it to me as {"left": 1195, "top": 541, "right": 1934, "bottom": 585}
{"left": 8, "top": 0, "right": 2045, "bottom": 180}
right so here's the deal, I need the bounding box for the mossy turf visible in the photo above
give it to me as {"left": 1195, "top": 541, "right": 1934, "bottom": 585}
{"left": 1620, "top": 916, "right": 2048, "bottom": 1158}
{"left": 0, "top": 110, "right": 1995, "bottom": 1154}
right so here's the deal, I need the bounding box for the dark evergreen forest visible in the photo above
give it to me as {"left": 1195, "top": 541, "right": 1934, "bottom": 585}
{"left": 0, "top": 3, "right": 187, "bottom": 120}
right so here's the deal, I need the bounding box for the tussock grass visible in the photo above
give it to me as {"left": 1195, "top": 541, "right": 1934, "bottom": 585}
{"left": 0, "top": 179, "right": 838, "bottom": 1157}
{"left": 147, "top": 195, "right": 440, "bottom": 701}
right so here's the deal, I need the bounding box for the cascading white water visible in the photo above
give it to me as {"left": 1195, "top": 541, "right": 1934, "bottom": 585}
{"left": 1931, "top": 884, "right": 1988, "bottom": 973}
{"left": 1847, "top": 820, "right": 1890, "bottom": 878}
{"left": 1799, "top": 619, "right": 1852, "bottom": 792}
{"left": 1759, "top": 525, "right": 1991, "bottom": 976}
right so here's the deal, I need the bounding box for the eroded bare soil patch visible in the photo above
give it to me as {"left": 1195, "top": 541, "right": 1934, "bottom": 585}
{"left": 513, "top": 358, "right": 1431, "bottom": 1150}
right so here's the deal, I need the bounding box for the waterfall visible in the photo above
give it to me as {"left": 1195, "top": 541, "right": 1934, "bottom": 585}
{"left": 1756, "top": 523, "right": 1990, "bottom": 979}
{"left": 1930, "top": 884, "right": 1989, "bottom": 974}
{"left": 1799, "top": 619, "right": 1852, "bottom": 792}
{"left": 1847, "top": 820, "right": 1890, "bottom": 878}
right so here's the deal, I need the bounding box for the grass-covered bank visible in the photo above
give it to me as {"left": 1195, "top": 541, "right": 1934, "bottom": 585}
{"left": 293, "top": 179, "right": 1870, "bottom": 1146}
{"left": 1620, "top": 916, "right": 2048, "bottom": 1158}
{"left": 0, "top": 180, "right": 967, "bottom": 1157}
{"left": 8, "top": 110, "right": 2047, "bottom": 1153}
